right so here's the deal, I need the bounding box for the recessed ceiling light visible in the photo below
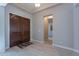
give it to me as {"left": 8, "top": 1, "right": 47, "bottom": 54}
{"left": 35, "top": 3, "right": 40, "bottom": 8}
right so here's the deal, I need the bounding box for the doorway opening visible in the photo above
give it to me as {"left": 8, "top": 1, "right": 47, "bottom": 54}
{"left": 44, "top": 15, "right": 53, "bottom": 45}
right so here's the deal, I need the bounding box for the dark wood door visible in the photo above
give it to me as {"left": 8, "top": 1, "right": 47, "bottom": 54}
{"left": 21, "top": 18, "right": 30, "bottom": 42}
{"left": 10, "top": 13, "right": 30, "bottom": 47}
{"left": 10, "top": 13, "right": 22, "bottom": 47}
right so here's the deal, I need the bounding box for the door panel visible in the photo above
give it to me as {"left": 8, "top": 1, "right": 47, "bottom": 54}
{"left": 10, "top": 13, "right": 22, "bottom": 47}
{"left": 10, "top": 13, "right": 30, "bottom": 47}
{"left": 21, "top": 18, "right": 30, "bottom": 42}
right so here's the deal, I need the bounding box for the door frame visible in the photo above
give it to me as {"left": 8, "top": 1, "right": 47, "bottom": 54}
{"left": 43, "top": 15, "right": 53, "bottom": 44}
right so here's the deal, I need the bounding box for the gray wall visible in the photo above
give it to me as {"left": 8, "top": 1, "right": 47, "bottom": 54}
{"left": 5, "top": 4, "right": 32, "bottom": 49}
{"left": 0, "top": 6, "right": 5, "bottom": 52}
{"left": 73, "top": 4, "right": 79, "bottom": 51}
{"left": 48, "top": 21, "right": 52, "bottom": 38}
{"left": 32, "top": 4, "right": 73, "bottom": 49}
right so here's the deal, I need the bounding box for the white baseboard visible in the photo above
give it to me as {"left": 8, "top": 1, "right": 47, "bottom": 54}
{"left": 31, "top": 39, "right": 44, "bottom": 43}
{"left": 31, "top": 39, "right": 79, "bottom": 54}
{"left": 0, "top": 48, "right": 5, "bottom": 53}
{"left": 74, "top": 49, "right": 79, "bottom": 54}
{"left": 53, "top": 44, "right": 79, "bottom": 54}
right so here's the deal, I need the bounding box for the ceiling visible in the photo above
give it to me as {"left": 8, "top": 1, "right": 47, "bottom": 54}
{"left": 12, "top": 3, "right": 58, "bottom": 14}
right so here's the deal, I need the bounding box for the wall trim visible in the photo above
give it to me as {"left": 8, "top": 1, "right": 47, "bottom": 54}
{"left": 32, "top": 3, "right": 63, "bottom": 14}
{"left": 74, "top": 3, "right": 79, "bottom": 7}
{"left": 0, "top": 3, "right": 7, "bottom": 7}
{"left": 31, "top": 39, "right": 44, "bottom": 43}
{"left": 0, "top": 48, "right": 5, "bottom": 53}
{"left": 53, "top": 44, "right": 79, "bottom": 54}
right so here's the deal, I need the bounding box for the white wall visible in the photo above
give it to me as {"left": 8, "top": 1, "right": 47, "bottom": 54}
{"left": 48, "top": 22, "right": 52, "bottom": 37}
{"left": 73, "top": 4, "right": 79, "bottom": 51}
{"left": 32, "top": 4, "right": 73, "bottom": 49}
{"left": 48, "top": 20, "right": 52, "bottom": 38}
{"left": 0, "top": 6, "right": 5, "bottom": 52}
{"left": 5, "top": 4, "right": 32, "bottom": 49}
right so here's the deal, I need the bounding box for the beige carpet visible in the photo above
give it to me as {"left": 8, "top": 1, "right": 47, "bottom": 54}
{"left": 0, "top": 41, "right": 79, "bottom": 56}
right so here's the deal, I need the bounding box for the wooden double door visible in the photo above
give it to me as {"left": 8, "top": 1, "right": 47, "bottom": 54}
{"left": 10, "top": 13, "right": 30, "bottom": 47}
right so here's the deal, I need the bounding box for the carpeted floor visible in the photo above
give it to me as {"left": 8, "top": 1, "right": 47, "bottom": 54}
{"left": 0, "top": 41, "right": 79, "bottom": 56}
